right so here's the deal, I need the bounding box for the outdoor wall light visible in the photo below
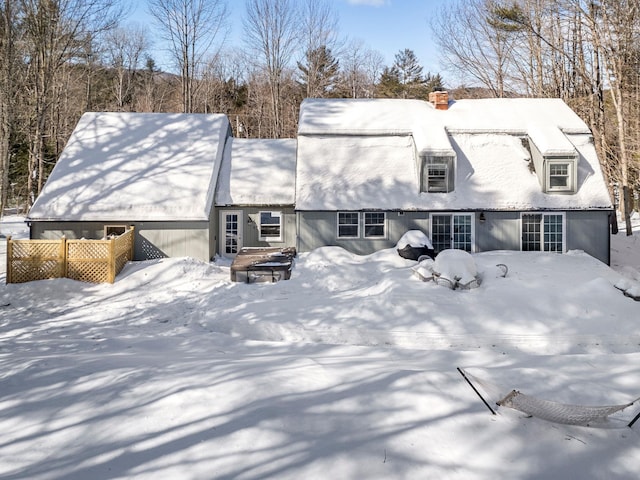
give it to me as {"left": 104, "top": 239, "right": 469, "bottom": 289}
{"left": 479, "top": 212, "right": 486, "bottom": 223}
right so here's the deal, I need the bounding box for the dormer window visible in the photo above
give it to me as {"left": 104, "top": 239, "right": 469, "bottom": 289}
{"left": 547, "top": 160, "right": 572, "bottom": 191}
{"left": 543, "top": 156, "right": 576, "bottom": 193}
{"left": 427, "top": 164, "right": 448, "bottom": 192}
{"left": 421, "top": 155, "right": 455, "bottom": 193}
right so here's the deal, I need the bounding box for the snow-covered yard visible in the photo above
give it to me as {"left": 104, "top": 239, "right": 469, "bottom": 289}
{"left": 1, "top": 215, "right": 640, "bottom": 479}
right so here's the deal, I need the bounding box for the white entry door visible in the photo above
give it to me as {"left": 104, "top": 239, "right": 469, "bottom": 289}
{"left": 220, "top": 210, "right": 243, "bottom": 258}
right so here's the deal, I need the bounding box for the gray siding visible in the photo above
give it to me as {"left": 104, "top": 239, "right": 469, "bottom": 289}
{"left": 30, "top": 220, "right": 213, "bottom": 262}
{"left": 298, "top": 209, "right": 611, "bottom": 264}
{"left": 297, "top": 211, "right": 430, "bottom": 255}
{"left": 215, "top": 206, "right": 297, "bottom": 254}
{"left": 474, "top": 211, "right": 521, "bottom": 252}
{"left": 565, "top": 210, "right": 611, "bottom": 264}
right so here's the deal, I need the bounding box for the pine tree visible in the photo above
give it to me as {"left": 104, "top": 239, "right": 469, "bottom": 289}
{"left": 297, "top": 45, "right": 339, "bottom": 98}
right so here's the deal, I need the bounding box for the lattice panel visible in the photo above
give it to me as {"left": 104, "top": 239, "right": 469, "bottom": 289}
{"left": 67, "top": 261, "right": 109, "bottom": 283}
{"left": 8, "top": 260, "right": 62, "bottom": 283}
{"left": 7, "top": 228, "right": 135, "bottom": 285}
{"left": 67, "top": 241, "right": 109, "bottom": 259}
{"left": 11, "top": 241, "right": 61, "bottom": 259}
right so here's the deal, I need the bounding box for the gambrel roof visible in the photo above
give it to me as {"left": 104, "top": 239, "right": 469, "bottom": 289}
{"left": 28, "top": 112, "right": 230, "bottom": 222}
{"left": 295, "top": 98, "right": 612, "bottom": 211}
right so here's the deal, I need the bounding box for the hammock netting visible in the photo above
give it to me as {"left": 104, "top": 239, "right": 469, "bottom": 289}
{"left": 497, "top": 389, "right": 636, "bottom": 426}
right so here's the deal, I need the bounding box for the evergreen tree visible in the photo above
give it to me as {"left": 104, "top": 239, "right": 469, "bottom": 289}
{"left": 394, "top": 48, "right": 423, "bottom": 88}
{"left": 375, "top": 66, "right": 402, "bottom": 98}
{"left": 297, "top": 45, "right": 339, "bottom": 98}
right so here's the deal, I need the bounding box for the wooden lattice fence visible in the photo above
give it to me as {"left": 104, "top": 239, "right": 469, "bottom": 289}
{"left": 6, "top": 227, "right": 135, "bottom": 284}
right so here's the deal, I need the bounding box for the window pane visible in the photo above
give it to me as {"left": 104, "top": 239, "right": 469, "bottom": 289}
{"left": 338, "top": 212, "right": 359, "bottom": 238}
{"left": 431, "top": 215, "right": 451, "bottom": 253}
{"left": 364, "top": 212, "right": 385, "bottom": 238}
{"left": 453, "top": 215, "right": 472, "bottom": 251}
{"left": 259, "top": 211, "right": 281, "bottom": 240}
{"left": 522, "top": 214, "right": 542, "bottom": 251}
{"left": 549, "top": 163, "right": 570, "bottom": 188}
{"left": 544, "top": 215, "right": 563, "bottom": 252}
{"left": 428, "top": 164, "right": 448, "bottom": 192}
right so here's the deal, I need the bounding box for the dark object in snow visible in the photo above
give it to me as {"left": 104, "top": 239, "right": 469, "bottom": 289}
{"left": 230, "top": 247, "right": 296, "bottom": 283}
{"left": 496, "top": 264, "right": 509, "bottom": 278}
{"left": 397, "top": 244, "right": 435, "bottom": 261}
{"left": 457, "top": 367, "right": 496, "bottom": 415}
{"left": 396, "top": 230, "right": 435, "bottom": 261}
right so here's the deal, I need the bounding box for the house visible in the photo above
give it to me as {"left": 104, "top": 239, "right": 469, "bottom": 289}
{"left": 27, "top": 93, "right": 614, "bottom": 266}
{"left": 27, "top": 112, "right": 231, "bottom": 262}
{"left": 295, "top": 94, "right": 613, "bottom": 264}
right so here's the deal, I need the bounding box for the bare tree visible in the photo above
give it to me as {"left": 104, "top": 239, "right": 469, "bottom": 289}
{"left": 21, "top": 0, "right": 122, "bottom": 207}
{"left": 148, "top": 0, "right": 229, "bottom": 113}
{"left": 431, "top": 0, "right": 517, "bottom": 97}
{"left": 0, "top": 0, "right": 18, "bottom": 214}
{"left": 297, "top": 0, "right": 341, "bottom": 98}
{"left": 338, "top": 39, "right": 383, "bottom": 98}
{"left": 104, "top": 24, "right": 149, "bottom": 111}
{"left": 244, "top": 0, "right": 299, "bottom": 138}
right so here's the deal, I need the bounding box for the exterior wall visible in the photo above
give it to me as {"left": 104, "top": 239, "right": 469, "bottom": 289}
{"left": 30, "top": 220, "right": 213, "bottom": 262}
{"left": 214, "top": 206, "right": 297, "bottom": 254}
{"left": 474, "top": 211, "right": 521, "bottom": 252}
{"left": 565, "top": 210, "right": 611, "bottom": 264}
{"left": 297, "top": 211, "right": 430, "bottom": 255}
{"left": 297, "top": 209, "right": 612, "bottom": 264}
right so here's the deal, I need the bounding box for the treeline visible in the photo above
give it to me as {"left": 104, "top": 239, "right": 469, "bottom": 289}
{"left": 1, "top": 0, "right": 638, "bottom": 235}
{"left": 433, "top": 0, "right": 640, "bottom": 233}
{"left": 0, "top": 0, "right": 443, "bottom": 213}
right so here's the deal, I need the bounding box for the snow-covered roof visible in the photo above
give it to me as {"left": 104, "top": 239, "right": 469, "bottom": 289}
{"left": 28, "top": 112, "right": 230, "bottom": 222}
{"left": 215, "top": 138, "right": 296, "bottom": 206}
{"left": 298, "top": 98, "right": 454, "bottom": 156}
{"left": 295, "top": 98, "right": 612, "bottom": 211}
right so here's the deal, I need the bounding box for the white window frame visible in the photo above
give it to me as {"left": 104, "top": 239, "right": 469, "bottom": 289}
{"left": 258, "top": 211, "right": 283, "bottom": 242}
{"left": 337, "top": 212, "right": 360, "bottom": 239}
{"left": 546, "top": 160, "right": 573, "bottom": 192}
{"left": 363, "top": 211, "right": 386, "bottom": 238}
{"left": 520, "top": 212, "right": 566, "bottom": 253}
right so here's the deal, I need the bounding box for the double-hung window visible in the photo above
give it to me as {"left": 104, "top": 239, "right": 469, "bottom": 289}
{"left": 547, "top": 162, "right": 571, "bottom": 191}
{"left": 521, "top": 213, "right": 565, "bottom": 253}
{"left": 259, "top": 211, "right": 283, "bottom": 242}
{"left": 337, "top": 212, "right": 386, "bottom": 239}
{"left": 364, "top": 212, "right": 386, "bottom": 238}
{"left": 337, "top": 212, "right": 360, "bottom": 238}
{"left": 427, "top": 164, "right": 448, "bottom": 192}
{"left": 422, "top": 155, "right": 455, "bottom": 193}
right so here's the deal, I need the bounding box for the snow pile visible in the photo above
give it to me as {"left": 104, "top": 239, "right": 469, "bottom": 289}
{"left": 2, "top": 215, "right": 640, "bottom": 479}
{"left": 432, "top": 249, "right": 480, "bottom": 289}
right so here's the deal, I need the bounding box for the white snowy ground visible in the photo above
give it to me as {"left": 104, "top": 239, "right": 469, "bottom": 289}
{"left": 1, "top": 215, "right": 640, "bottom": 480}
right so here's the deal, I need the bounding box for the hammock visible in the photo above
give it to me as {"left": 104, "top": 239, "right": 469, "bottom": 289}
{"left": 458, "top": 367, "right": 640, "bottom": 427}
{"left": 497, "top": 389, "right": 639, "bottom": 426}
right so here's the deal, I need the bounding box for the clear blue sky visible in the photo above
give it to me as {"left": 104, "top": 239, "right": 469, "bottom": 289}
{"left": 133, "top": 0, "right": 447, "bottom": 75}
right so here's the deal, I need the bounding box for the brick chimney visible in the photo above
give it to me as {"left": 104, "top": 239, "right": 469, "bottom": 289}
{"left": 429, "top": 91, "right": 449, "bottom": 111}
